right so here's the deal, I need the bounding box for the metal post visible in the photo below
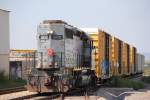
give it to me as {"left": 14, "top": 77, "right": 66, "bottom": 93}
{"left": 28, "top": 53, "right": 30, "bottom": 71}
{"left": 25, "top": 53, "right": 28, "bottom": 75}
{"left": 95, "top": 47, "right": 96, "bottom": 70}
{"left": 33, "top": 51, "right": 36, "bottom": 68}
{"left": 53, "top": 54, "right": 55, "bottom": 68}
{"left": 61, "top": 52, "right": 62, "bottom": 67}
{"left": 77, "top": 54, "right": 78, "bottom": 68}
{"left": 21, "top": 62, "right": 23, "bottom": 79}
{"left": 79, "top": 54, "right": 80, "bottom": 67}
{"left": 41, "top": 52, "right": 43, "bottom": 68}
{"left": 60, "top": 93, "right": 64, "bottom": 100}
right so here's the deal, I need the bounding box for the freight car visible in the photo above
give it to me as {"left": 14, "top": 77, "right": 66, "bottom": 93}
{"left": 27, "top": 20, "right": 95, "bottom": 93}
{"left": 81, "top": 28, "right": 144, "bottom": 81}
{"left": 27, "top": 20, "right": 145, "bottom": 93}
{"left": 136, "top": 53, "right": 145, "bottom": 74}
{"left": 80, "top": 28, "right": 112, "bottom": 80}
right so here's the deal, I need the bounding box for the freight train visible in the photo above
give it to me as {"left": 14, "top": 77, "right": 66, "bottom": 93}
{"left": 27, "top": 20, "right": 145, "bottom": 93}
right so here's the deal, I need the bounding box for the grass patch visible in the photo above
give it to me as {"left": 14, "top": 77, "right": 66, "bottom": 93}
{"left": 106, "top": 76, "right": 144, "bottom": 90}
{"left": 141, "top": 76, "right": 150, "bottom": 84}
{"left": 0, "top": 71, "right": 26, "bottom": 89}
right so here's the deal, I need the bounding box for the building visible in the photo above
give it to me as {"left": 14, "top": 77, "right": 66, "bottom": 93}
{"left": 9, "top": 49, "right": 36, "bottom": 79}
{"left": 0, "top": 9, "right": 10, "bottom": 76}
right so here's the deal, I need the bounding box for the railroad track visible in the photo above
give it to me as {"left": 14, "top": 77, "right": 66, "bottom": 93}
{"left": 0, "top": 86, "right": 26, "bottom": 95}
{"left": 1, "top": 75, "right": 141, "bottom": 100}
{"left": 26, "top": 74, "right": 143, "bottom": 99}
{"left": 127, "top": 74, "right": 142, "bottom": 80}
{"left": 0, "top": 85, "right": 94, "bottom": 99}
{"left": 11, "top": 92, "right": 60, "bottom": 100}
{"left": 15, "top": 86, "right": 95, "bottom": 100}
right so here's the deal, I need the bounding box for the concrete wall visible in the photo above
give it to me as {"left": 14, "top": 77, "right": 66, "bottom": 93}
{"left": 0, "top": 9, "right": 10, "bottom": 76}
{"left": 0, "top": 54, "right": 9, "bottom": 75}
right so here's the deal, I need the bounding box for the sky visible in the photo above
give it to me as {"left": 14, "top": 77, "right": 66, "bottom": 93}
{"left": 0, "top": 0, "right": 150, "bottom": 53}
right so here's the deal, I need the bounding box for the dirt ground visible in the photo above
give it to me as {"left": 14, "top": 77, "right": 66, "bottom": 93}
{"left": 63, "top": 77, "right": 150, "bottom": 100}
{"left": 62, "top": 88, "right": 150, "bottom": 100}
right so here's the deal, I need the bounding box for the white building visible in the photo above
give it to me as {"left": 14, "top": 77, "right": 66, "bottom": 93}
{"left": 0, "top": 9, "right": 10, "bottom": 76}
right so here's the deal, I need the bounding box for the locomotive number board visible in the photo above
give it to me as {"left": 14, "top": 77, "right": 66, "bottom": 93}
{"left": 51, "top": 34, "right": 63, "bottom": 40}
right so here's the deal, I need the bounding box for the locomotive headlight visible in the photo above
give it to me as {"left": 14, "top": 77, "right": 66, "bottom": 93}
{"left": 47, "top": 30, "right": 54, "bottom": 35}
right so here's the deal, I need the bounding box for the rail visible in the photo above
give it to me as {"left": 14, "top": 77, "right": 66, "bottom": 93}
{"left": 0, "top": 86, "right": 26, "bottom": 95}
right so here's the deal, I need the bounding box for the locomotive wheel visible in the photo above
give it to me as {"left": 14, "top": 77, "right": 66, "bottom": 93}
{"left": 58, "top": 81, "right": 69, "bottom": 93}
{"left": 62, "top": 85, "right": 69, "bottom": 93}
{"left": 57, "top": 81, "right": 63, "bottom": 92}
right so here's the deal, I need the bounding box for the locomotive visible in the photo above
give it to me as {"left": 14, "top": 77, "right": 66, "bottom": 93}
{"left": 27, "top": 20, "right": 145, "bottom": 93}
{"left": 27, "top": 20, "right": 95, "bottom": 93}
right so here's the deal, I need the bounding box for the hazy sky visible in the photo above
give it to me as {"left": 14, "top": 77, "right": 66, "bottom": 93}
{"left": 0, "top": 0, "right": 150, "bottom": 53}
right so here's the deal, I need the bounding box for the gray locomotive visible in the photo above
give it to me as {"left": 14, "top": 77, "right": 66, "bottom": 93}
{"left": 27, "top": 20, "right": 95, "bottom": 93}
